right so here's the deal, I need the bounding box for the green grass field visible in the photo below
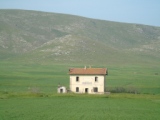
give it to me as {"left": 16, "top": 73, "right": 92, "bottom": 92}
{"left": 0, "top": 61, "right": 160, "bottom": 120}
{"left": 0, "top": 94, "right": 160, "bottom": 120}
{"left": 0, "top": 61, "right": 159, "bottom": 94}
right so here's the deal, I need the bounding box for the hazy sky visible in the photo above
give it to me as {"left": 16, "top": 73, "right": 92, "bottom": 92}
{"left": 0, "top": 0, "right": 160, "bottom": 27}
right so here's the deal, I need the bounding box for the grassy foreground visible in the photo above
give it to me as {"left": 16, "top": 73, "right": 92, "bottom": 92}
{"left": 0, "top": 94, "right": 160, "bottom": 120}
{"left": 0, "top": 61, "right": 160, "bottom": 120}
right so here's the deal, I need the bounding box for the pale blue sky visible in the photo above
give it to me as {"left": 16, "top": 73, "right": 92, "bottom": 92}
{"left": 0, "top": 0, "right": 160, "bottom": 26}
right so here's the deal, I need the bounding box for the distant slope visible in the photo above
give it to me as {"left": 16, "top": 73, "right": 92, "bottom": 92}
{"left": 0, "top": 9, "right": 160, "bottom": 65}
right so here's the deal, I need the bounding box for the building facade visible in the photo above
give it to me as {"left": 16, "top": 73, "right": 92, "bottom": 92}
{"left": 57, "top": 86, "right": 67, "bottom": 93}
{"left": 69, "top": 67, "right": 108, "bottom": 94}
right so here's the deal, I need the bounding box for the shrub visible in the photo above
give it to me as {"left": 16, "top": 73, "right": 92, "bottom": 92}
{"left": 106, "top": 87, "right": 140, "bottom": 94}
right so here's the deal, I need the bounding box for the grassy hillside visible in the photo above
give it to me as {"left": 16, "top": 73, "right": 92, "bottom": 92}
{"left": 0, "top": 9, "right": 160, "bottom": 65}
{"left": 0, "top": 9, "right": 160, "bottom": 94}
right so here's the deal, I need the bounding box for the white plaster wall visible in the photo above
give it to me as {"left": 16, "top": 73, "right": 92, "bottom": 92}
{"left": 57, "top": 86, "right": 67, "bottom": 93}
{"left": 70, "top": 75, "right": 105, "bottom": 94}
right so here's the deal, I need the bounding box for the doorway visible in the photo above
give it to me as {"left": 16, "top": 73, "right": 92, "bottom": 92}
{"left": 85, "top": 88, "right": 88, "bottom": 93}
{"left": 60, "top": 89, "right": 63, "bottom": 93}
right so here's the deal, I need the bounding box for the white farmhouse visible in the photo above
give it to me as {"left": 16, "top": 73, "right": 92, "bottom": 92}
{"left": 69, "top": 67, "right": 108, "bottom": 94}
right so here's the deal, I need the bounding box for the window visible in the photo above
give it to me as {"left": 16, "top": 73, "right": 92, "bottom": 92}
{"left": 76, "top": 87, "right": 79, "bottom": 92}
{"left": 95, "top": 77, "right": 98, "bottom": 82}
{"left": 93, "top": 87, "right": 98, "bottom": 92}
{"left": 76, "top": 76, "right": 79, "bottom": 82}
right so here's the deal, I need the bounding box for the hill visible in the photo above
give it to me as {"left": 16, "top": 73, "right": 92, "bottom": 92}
{"left": 0, "top": 9, "right": 160, "bottom": 65}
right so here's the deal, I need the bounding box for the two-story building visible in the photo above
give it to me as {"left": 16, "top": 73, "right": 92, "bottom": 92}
{"left": 69, "top": 67, "right": 108, "bottom": 94}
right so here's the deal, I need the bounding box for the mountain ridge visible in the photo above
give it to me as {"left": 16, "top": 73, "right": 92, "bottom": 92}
{"left": 0, "top": 9, "right": 160, "bottom": 65}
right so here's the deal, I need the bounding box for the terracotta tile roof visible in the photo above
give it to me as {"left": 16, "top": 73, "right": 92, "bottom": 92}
{"left": 69, "top": 68, "right": 108, "bottom": 75}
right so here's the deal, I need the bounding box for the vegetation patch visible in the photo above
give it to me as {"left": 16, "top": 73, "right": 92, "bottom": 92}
{"left": 107, "top": 86, "right": 140, "bottom": 94}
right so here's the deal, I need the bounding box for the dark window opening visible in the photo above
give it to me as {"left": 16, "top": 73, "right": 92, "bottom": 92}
{"left": 95, "top": 77, "right": 98, "bottom": 82}
{"left": 76, "top": 76, "right": 79, "bottom": 82}
{"left": 76, "top": 87, "right": 79, "bottom": 92}
{"left": 93, "top": 87, "right": 98, "bottom": 92}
